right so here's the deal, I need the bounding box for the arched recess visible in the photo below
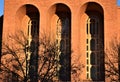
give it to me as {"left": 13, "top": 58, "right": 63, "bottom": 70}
{"left": 16, "top": 4, "right": 40, "bottom": 82}
{"left": 49, "top": 3, "right": 71, "bottom": 81}
{"left": 81, "top": 2, "right": 105, "bottom": 81}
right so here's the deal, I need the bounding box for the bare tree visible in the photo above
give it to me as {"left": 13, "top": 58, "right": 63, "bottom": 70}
{"left": 38, "top": 33, "right": 59, "bottom": 81}
{"left": 0, "top": 30, "right": 85, "bottom": 82}
{"left": 1, "top": 31, "right": 29, "bottom": 82}
{"left": 105, "top": 36, "right": 120, "bottom": 81}
{"left": 0, "top": 30, "right": 60, "bottom": 82}
{"left": 71, "top": 62, "right": 85, "bottom": 81}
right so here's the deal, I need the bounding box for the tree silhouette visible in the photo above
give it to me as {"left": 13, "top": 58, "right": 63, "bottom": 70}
{"left": 0, "top": 30, "right": 60, "bottom": 82}
{"left": 1, "top": 31, "right": 29, "bottom": 82}
{"left": 0, "top": 30, "right": 86, "bottom": 82}
{"left": 37, "top": 33, "right": 59, "bottom": 81}
{"left": 105, "top": 36, "right": 120, "bottom": 81}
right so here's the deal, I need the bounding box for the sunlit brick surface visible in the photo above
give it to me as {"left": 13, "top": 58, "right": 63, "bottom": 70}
{"left": 2, "top": 0, "right": 120, "bottom": 81}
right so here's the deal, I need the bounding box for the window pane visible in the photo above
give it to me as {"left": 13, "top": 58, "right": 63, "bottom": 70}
{"left": 96, "top": 22, "right": 98, "bottom": 35}
{"left": 97, "top": 66, "right": 100, "bottom": 72}
{"left": 90, "top": 53, "right": 96, "bottom": 65}
{"left": 90, "top": 39, "right": 95, "bottom": 51}
{"left": 90, "top": 19, "right": 95, "bottom": 35}
{"left": 60, "top": 40, "right": 65, "bottom": 52}
{"left": 91, "top": 66, "right": 97, "bottom": 80}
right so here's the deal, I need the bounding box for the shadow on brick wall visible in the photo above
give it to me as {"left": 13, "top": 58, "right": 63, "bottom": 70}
{"left": 0, "top": 15, "right": 3, "bottom": 58}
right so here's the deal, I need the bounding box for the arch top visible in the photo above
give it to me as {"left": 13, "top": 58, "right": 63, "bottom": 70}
{"left": 16, "top": 4, "right": 40, "bottom": 16}
{"left": 48, "top": 3, "right": 71, "bottom": 14}
{"left": 25, "top": 4, "right": 40, "bottom": 14}
{"left": 81, "top": 2, "right": 104, "bottom": 14}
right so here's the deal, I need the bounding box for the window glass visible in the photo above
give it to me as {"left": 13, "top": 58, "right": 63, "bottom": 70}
{"left": 91, "top": 66, "right": 97, "bottom": 80}
{"left": 86, "top": 15, "right": 104, "bottom": 80}
{"left": 60, "top": 39, "right": 65, "bottom": 52}
{"left": 56, "top": 15, "right": 71, "bottom": 81}
{"left": 90, "top": 19, "right": 95, "bottom": 35}
{"left": 90, "top": 39, "right": 95, "bottom": 51}
{"left": 90, "top": 53, "right": 96, "bottom": 65}
{"left": 96, "top": 22, "right": 98, "bottom": 34}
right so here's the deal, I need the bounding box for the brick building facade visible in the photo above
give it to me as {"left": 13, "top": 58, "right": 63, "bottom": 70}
{"left": 1, "top": 0, "right": 120, "bottom": 81}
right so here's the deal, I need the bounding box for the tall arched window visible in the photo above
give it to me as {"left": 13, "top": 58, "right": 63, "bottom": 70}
{"left": 55, "top": 3, "right": 71, "bottom": 81}
{"left": 56, "top": 16, "right": 71, "bottom": 81}
{"left": 26, "top": 5, "right": 40, "bottom": 82}
{"left": 56, "top": 17, "right": 70, "bottom": 54}
{"left": 86, "top": 14, "right": 104, "bottom": 81}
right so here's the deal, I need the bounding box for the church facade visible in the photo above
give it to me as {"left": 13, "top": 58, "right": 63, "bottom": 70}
{"left": 1, "top": 0, "right": 120, "bottom": 81}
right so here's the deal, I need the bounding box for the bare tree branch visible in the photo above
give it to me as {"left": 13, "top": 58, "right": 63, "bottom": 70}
{"left": 105, "top": 35, "right": 120, "bottom": 81}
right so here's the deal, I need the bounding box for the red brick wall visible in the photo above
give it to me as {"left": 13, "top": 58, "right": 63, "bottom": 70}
{"left": 3, "top": 0, "right": 120, "bottom": 81}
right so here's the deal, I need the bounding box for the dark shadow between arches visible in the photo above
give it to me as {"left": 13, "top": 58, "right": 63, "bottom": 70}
{"left": 0, "top": 15, "right": 3, "bottom": 61}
